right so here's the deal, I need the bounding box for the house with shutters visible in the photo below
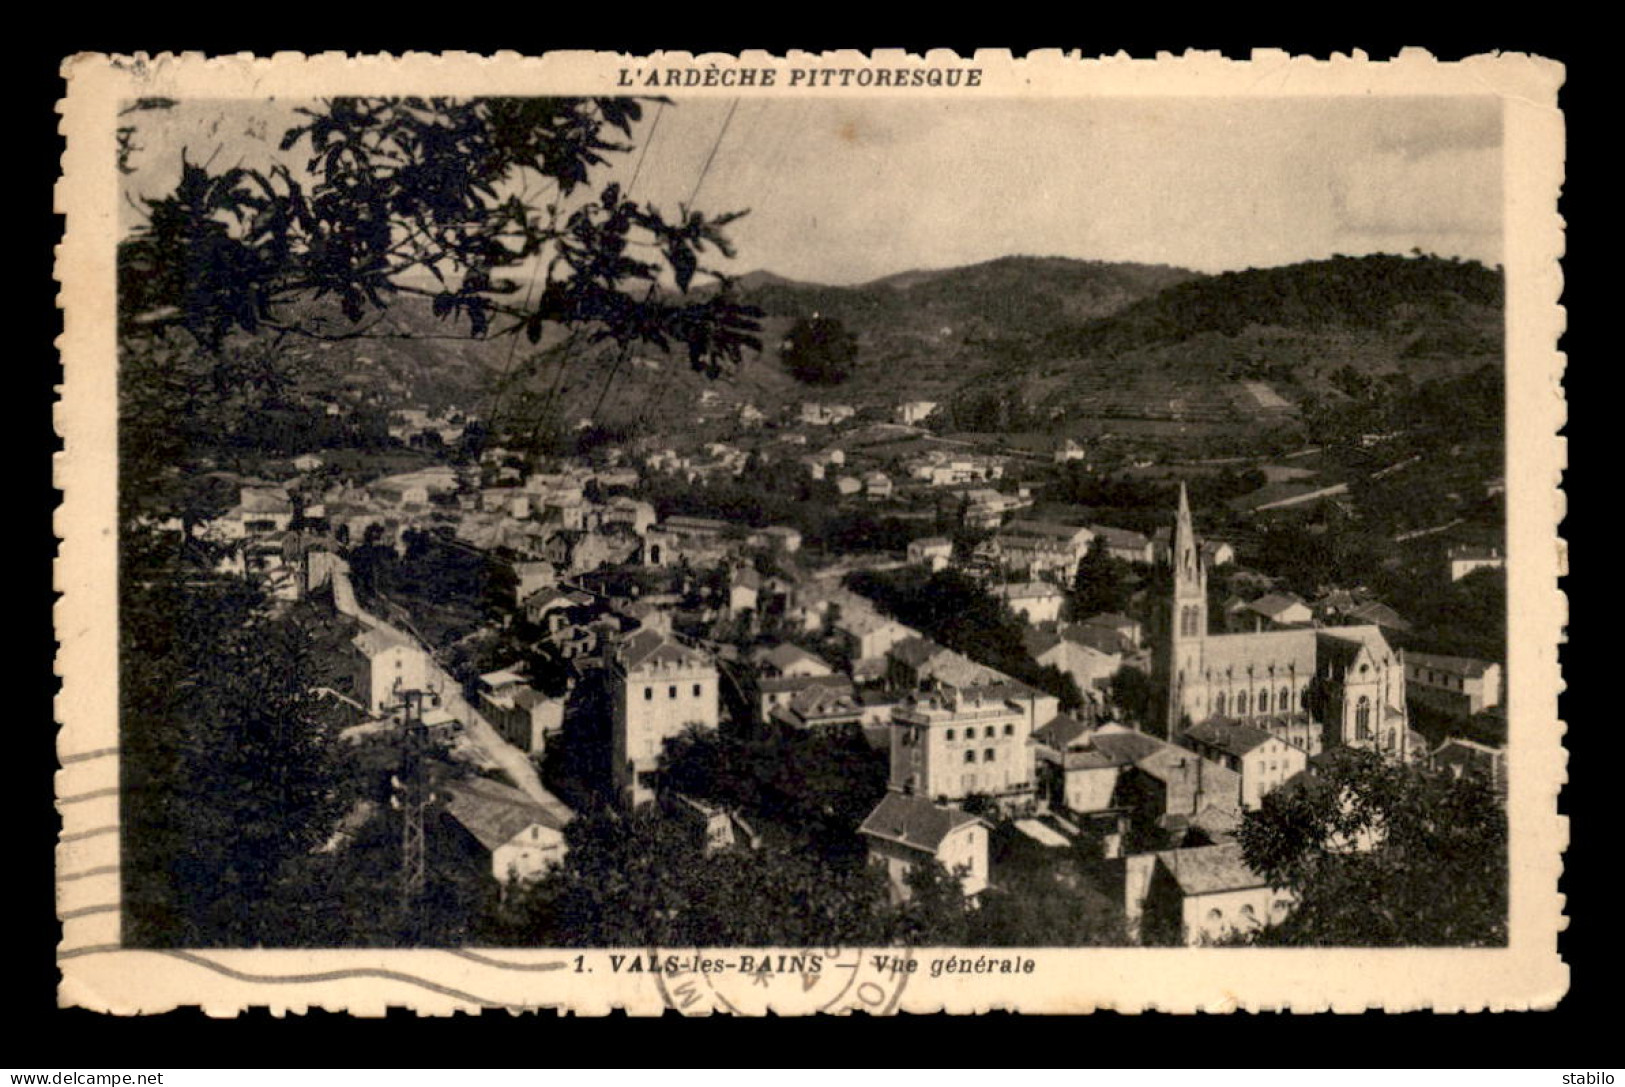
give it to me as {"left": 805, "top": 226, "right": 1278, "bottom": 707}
{"left": 859, "top": 791, "right": 990, "bottom": 902}
{"left": 1179, "top": 718, "right": 1309, "bottom": 811}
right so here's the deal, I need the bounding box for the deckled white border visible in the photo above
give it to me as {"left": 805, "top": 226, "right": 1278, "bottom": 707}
{"left": 55, "top": 49, "right": 1567, "bottom": 1015}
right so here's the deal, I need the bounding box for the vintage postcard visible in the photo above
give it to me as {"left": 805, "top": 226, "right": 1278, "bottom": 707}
{"left": 55, "top": 49, "right": 1566, "bottom": 1015}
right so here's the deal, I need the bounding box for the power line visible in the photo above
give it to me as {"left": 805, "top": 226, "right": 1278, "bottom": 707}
{"left": 624, "top": 100, "right": 666, "bottom": 199}
{"left": 594, "top": 99, "right": 743, "bottom": 431}
{"left": 492, "top": 99, "right": 666, "bottom": 443}
{"left": 685, "top": 97, "right": 741, "bottom": 210}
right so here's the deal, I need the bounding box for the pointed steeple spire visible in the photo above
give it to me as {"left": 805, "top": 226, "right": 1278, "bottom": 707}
{"left": 1174, "top": 481, "right": 1196, "bottom": 576}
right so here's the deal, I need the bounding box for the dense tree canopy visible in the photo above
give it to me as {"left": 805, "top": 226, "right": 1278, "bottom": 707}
{"left": 1070, "top": 538, "right": 1133, "bottom": 619}
{"left": 781, "top": 314, "right": 859, "bottom": 385}
{"left": 848, "top": 568, "right": 1085, "bottom": 713}
{"left": 119, "top": 97, "right": 761, "bottom": 377}
{"left": 1236, "top": 747, "right": 1507, "bottom": 946}
{"left": 122, "top": 560, "right": 342, "bottom": 946}
{"left": 484, "top": 806, "right": 896, "bottom": 948}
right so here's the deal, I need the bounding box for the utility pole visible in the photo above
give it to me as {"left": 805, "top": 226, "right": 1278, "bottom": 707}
{"left": 395, "top": 688, "right": 428, "bottom": 914}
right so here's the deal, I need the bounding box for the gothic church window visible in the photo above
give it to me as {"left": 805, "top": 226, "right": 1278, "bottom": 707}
{"left": 1356, "top": 696, "right": 1372, "bottom": 740}
{"left": 1238, "top": 691, "right": 1249, "bottom": 715}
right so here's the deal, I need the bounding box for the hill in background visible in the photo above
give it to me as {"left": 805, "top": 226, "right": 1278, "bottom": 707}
{"left": 271, "top": 252, "right": 1503, "bottom": 451}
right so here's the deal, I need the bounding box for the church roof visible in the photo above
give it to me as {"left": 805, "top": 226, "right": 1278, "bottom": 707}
{"left": 1316, "top": 626, "right": 1395, "bottom": 669}
{"left": 1201, "top": 629, "right": 1318, "bottom": 678}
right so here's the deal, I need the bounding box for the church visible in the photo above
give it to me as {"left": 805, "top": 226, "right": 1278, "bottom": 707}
{"left": 1151, "top": 485, "right": 1415, "bottom": 762}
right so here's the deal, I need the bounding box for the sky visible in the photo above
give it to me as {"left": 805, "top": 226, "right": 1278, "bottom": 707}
{"left": 120, "top": 95, "right": 1503, "bottom": 286}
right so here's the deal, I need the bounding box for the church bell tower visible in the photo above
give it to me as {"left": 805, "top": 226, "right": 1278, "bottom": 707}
{"left": 1156, "top": 483, "right": 1207, "bottom": 736}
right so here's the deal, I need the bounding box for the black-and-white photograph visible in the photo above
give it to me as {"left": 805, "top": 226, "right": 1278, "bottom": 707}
{"left": 108, "top": 87, "right": 1513, "bottom": 958}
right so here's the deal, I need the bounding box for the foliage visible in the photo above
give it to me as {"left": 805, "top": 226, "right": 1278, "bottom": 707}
{"left": 1070, "top": 538, "right": 1133, "bottom": 618}
{"left": 1303, "top": 364, "right": 1504, "bottom": 453}
{"left": 659, "top": 723, "right": 889, "bottom": 860}
{"left": 781, "top": 314, "right": 859, "bottom": 385}
{"left": 1108, "top": 666, "right": 1155, "bottom": 728}
{"left": 261, "top": 785, "right": 495, "bottom": 948}
{"left": 119, "top": 97, "right": 762, "bottom": 376}
{"left": 1236, "top": 747, "right": 1507, "bottom": 946}
{"left": 121, "top": 536, "right": 343, "bottom": 946}
{"left": 967, "top": 829, "right": 1127, "bottom": 946}
{"left": 847, "top": 568, "right": 1084, "bottom": 712}
{"left": 484, "top": 807, "right": 893, "bottom": 947}
{"left": 1041, "top": 253, "right": 1503, "bottom": 357}
{"left": 636, "top": 469, "right": 922, "bottom": 557}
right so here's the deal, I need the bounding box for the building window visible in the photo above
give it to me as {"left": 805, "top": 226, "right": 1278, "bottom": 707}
{"left": 1259, "top": 690, "right": 1271, "bottom": 714}
{"left": 985, "top": 726, "right": 996, "bottom": 738}
{"left": 1004, "top": 724, "right": 1014, "bottom": 736}
{"left": 984, "top": 748, "right": 995, "bottom": 762}
{"left": 644, "top": 686, "right": 653, "bottom": 701}
{"left": 692, "top": 684, "right": 701, "bottom": 698}
{"left": 964, "top": 750, "right": 976, "bottom": 764}
{"left": 669, "top": 685, "right": 677, "bottom": 699}
{"left": 1356, "top": 695, "right": 1372, "bottom": 740}
{"left": 1237, "top": 691, "right": 1249, "bottom": 715}
{"left": 1279, "top": 686, "right": 1290, "bottom": 714}
{"left": 946, "top": 728, "right": 956, "bottom": 741}
{"left": 1215, "top": 692, "right": 1226, "bottom": 716}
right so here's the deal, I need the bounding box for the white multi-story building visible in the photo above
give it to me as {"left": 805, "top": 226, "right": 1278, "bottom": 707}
{"left": 888, "top": 688, "right": 1037, "bottom": 806}
{"left": 352, "top": 626, "right": 441, "bottom": 715}
{"left": 611, "top": 629, "right": 720, "bottom": 808}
